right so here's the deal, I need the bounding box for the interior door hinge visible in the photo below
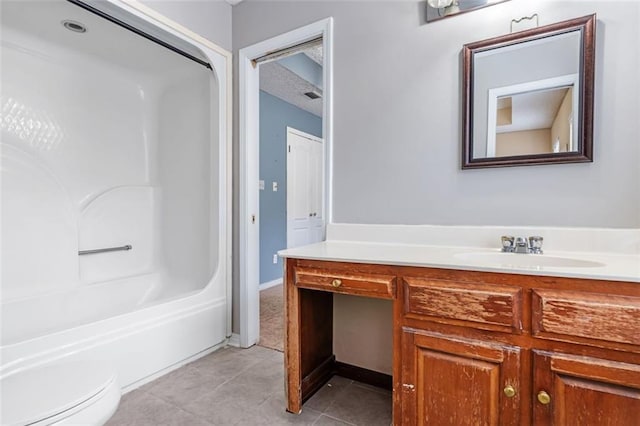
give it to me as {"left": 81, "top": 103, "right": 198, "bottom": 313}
{"left": 251, "top": 214, "right": 256, "bottom": 224}
{"left": 288, "top": 145, "right": 291, "bottom": 153}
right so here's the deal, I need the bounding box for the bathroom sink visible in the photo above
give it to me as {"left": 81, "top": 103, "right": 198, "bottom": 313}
{"left": 454, "top": 252, "right": 605, "bottom": 269}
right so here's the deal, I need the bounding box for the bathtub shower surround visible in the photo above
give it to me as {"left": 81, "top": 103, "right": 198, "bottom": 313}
{"left": 1, "top": 0, "right": 230, "bottom": 423}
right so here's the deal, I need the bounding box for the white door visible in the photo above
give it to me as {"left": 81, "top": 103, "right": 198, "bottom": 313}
{"left": 286, "top": 127, "right": 324, "bottom": 248}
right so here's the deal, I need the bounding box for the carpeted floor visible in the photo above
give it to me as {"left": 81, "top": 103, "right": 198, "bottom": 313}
{"left": 258, "top": 284, "right": 284, "bottom": 352}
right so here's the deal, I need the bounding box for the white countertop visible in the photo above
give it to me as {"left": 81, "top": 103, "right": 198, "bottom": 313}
{"left": 279, "top": 240, "right": 640, "bottom": 283}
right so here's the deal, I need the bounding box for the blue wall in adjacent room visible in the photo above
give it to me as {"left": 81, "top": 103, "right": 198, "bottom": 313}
{"left": 259, "top": 90, "right": 322, "bottom": 284}
{"left": 279, "top": 53, "right": 323, "bottom": 90}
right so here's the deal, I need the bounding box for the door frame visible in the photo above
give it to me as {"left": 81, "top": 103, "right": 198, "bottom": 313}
{"left": 286, "top": 126, "right": 325, "bottom": 249}
{"left": 239, "top": 18, "right": 334, "bottom": 347}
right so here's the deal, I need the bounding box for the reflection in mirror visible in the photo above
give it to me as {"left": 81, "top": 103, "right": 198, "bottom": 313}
{"left": 489, "top": 78, "right": 578, "bottom": 158}
{"left": 462, "top": 15, "right": 595, "bottom": 168}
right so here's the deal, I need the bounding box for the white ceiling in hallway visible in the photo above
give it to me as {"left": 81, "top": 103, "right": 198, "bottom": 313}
{"left": 260, "top": 48, "right": 324, "bottom": 117}
{"left": 304, "top": 45, "right": 323, "bottom": 65}
{"left": 260, "top": 61, "right": 323, "bottom": 117}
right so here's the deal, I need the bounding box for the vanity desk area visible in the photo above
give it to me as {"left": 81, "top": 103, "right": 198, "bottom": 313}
{"left": 279, "top": 225, "right": 640, "bottom": 425}
{"left": 275, "top": 7, "right": 636, "bottom": 426}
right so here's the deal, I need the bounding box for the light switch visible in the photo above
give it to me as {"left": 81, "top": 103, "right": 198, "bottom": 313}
{"left": 259, "top": 180, "right": 265, "bottom": 190}
{"left": 272, "top": 181, "right": 278, "bottom": 192}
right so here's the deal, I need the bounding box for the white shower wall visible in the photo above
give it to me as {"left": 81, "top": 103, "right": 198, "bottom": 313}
{"left": 1, "top": 0, "right": 216, "bottom": 327}
{"left": 0, "top": 0, "right": 230, "bottom": 392}
{"left": 2, "top": 29, "right": 151, "bottom": 300}
{"left": 156, "top": 76, "right": 219, "bottom": 298}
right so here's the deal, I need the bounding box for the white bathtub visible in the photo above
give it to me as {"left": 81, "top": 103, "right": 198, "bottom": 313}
{"left": 0, "top": 0, "right": 231, "bottom": 392}
{"left": 0, "top": 273, "right": 228, "bottom": 389}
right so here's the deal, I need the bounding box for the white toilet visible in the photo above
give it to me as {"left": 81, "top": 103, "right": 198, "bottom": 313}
{"left": 1, "top": 360, "right": 120, "bottom": 425}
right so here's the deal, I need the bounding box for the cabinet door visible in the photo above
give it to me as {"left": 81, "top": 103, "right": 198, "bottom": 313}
{"left": 533, "top": 351, "right": 640, "bottom": 426}
{"left": 401, "top": 329, "right": 523, "bottom": 425}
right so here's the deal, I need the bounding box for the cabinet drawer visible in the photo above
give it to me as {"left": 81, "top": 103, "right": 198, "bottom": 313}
{"left": 532, "top": 289, "right": 640, "bottom": 346}
{"left": 403, "top": 277, "right": 523, "bottom": 332}
{"left": 294, "top": 265, "right": 396, "bottom": 299}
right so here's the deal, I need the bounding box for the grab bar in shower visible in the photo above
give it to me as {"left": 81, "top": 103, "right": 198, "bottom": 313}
{"left": 78, "top": 245, "right": 132, "bottom": 256}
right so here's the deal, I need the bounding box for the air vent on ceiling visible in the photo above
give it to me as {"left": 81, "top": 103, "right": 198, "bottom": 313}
{"left": 62, "top": 20, "right": 87, "bottom": 33}
{"left": 304, "top": 91, "right": 322, "bottom": 100}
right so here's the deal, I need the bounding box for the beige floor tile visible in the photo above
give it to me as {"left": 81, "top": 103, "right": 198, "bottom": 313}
{"left": 304, "top": 376, "right": 353, "bottom": 413}
{"left": 246, "top": 392, "right": 322, "bottom": 425}
{"left": 186, "top": 347, "right": 263, "bottom": 381}
{"left": 143, "top": 366, "right": 227, "bottom": 408}
{"left": 107, "top": 346, "right": 391, "bottom": 426}
{"left": 106, "top": 391, "right": 212, "bottom": 426}
{"left": 182, "top": 356, "right": 283, "bottom": 420}
{"left": 323, "top": 382, "right": 392, "bottom": 426}
{"left": 313, "top": 414, "right": 356, "bottom": 426}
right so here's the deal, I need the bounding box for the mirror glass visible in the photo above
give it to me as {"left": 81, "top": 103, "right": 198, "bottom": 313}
{"left": 462, "top": 15, "right": 595, "bottom": 168}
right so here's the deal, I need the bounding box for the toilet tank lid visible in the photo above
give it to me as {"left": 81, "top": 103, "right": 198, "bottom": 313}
{"left": 1, "top": 360, "right": 118, "bottom": 426}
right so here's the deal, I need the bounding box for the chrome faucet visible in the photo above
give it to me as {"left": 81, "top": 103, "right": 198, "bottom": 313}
{"left": 501, "top": 235, "right": 543, "bottom": 254}
{"left": 514, "top": 237, "right": 529, "bottom": 253}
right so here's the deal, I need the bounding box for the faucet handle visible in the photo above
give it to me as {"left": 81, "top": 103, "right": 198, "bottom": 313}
{"left": 528, "top": 236, "right": 544, "bottom": 254}
{"left": 501, "top": 236, "right": 515, "bottom": 252}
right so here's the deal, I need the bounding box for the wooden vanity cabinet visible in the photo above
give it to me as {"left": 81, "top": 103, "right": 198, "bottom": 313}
{"left": 532, "top": 351, "right": 640, "bottom": 426}
{"left": 397, "top": 269, "right": 640, "bottom": 426}
{"left": 284, "top": 258, "right": 640, "bottom": 425}
{"left": 529, "top": 288, "right": 640, "bottom": 425}
{"left": 400, "top": 329, "right": 523, "bottom": 425}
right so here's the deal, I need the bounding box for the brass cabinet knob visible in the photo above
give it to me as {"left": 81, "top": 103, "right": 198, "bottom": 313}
{"left": 537, "top": 390, "right": 551, "bottom": 405}
{"left": 503, "top": 385, "right": 516, "bottom": 398}
{"left": 331, "top": 279, "right": 342, "bottom": 288}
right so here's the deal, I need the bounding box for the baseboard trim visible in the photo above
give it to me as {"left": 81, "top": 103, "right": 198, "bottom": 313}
{"left": 334, "top": 361, "right": 393, "bottom": 391}
{"left": 300, "top": 356, "right": 393, "bottom": 404}
{"left": 301, "top": 354, "right": 336, "bottom": 402}
{"left": 259, "top": 278, "right": 283, "bottom": 291}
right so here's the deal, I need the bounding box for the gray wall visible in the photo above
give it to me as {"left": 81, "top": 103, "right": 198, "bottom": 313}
{"left": 125, "top": 0, "right": 640, "bottom": 338}
{"left": 134, "top": 0, "right": 640, "bottom": 336}
{"left": 140, "top": 0, "right": 232, "bottom": 51}
{"left": 233, "top": 1, "right": 640, "bottom": 229}
{"left": 259, "top": 91, "right": 322, "bottom": 284}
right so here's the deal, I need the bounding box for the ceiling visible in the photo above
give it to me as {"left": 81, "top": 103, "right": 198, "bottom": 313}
{"left": 260, "top": 48, "right": 323, "bottom": 117}
{"left": 304, "top": 45, "right": 322, "bottom": 65}
{"left": 0, "top": 0, "right": 206, "bottom": 79}
{"left": 220, "top": 0, "right": 326, "bottom": 117}
{"left": 497, "top": 87, "right": 570, "bottom": 134}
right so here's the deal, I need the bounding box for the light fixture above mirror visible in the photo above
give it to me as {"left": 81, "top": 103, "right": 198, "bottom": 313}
{"left": 426, "top": 0, "right": 511, "bottom": 23}
{"left": 427, "top": 0, "right": 454, "bottom": 8}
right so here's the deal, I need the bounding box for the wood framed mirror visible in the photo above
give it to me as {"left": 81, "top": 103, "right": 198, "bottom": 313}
{"left": 462, "top": 14, "right": 595, "bottom": 169}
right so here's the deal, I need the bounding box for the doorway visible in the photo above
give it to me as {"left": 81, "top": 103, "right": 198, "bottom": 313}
{"left": 257, "top": 65, "right": 324, "bottom": 351}
{"left": 239, "top": 18, "right": 334, "bottom": 348}
{"left": 257, "top": 127, "right": 324, "bottom": 352}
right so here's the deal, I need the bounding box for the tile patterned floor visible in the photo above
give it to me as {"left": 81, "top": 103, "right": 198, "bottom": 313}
{"left": 106, "top": 346, "right": 392, "bottom": 425}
